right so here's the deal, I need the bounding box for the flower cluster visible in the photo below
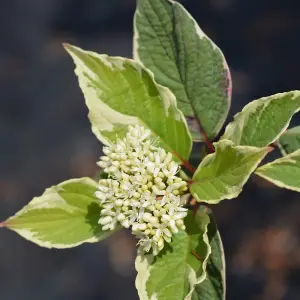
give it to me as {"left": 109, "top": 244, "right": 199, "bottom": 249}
{"left": 96, "top": 125, "right": 188, "bottom": 255}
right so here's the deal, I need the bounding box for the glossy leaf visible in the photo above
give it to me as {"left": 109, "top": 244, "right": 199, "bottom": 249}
{"left": 65, "top": 44, "right": 192, "bottom": 161}
{"left": 3, "top": 178, "right": 113, "bottom": 248}
{"left": 134, "top": 0, "right": 231, "bottom": 141}
{"left": 256, "top": 149, "right": 300, "bottom": 192}
{"left": 135, "top": 210, "right": 211, "bottom": 300}
{"left": 190, "top": 140, "right": 271, "bottom": 204}
{"left": 222, "top": 91, "right": 300, "bottom": 147}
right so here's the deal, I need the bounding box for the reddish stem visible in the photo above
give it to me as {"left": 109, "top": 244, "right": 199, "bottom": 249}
{"left": 190, "top": 103, "right": 215, "bottom": 153}
{"left": 182, "top": 160, "right": 196, "bottom": 173}
{"left": 191, "top": 250, "right": 202, "bottom": 261}
{"left": 172, "top": 151, "right": 196, "bottom": 173}
{"left": 199, "top": 126, "right": 215, "bottom": 153}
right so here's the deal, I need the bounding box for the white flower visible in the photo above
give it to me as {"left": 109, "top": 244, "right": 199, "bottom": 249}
{"left": 95, "top": 125, "right": 189, "bottom": 255}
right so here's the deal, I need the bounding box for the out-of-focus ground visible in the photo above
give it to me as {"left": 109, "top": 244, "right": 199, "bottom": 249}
{"left": 1, "top": 0, "right": 300, "bottom": 299}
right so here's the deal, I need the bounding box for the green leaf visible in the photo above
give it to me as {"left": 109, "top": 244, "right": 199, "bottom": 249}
{"left": 255, "top": 149, "right": 300, "bottom": 192}
{"left": 134, "top": 0, "right": 231, "bottom": 141}
{"left": 94, "top": 169, "right": 108, "bottom": 181}
{"left": 135, "top": 210, "right": 211, "bottom": 300}
{"left": 3, "top": 178, "right": 113, "bottom": 248}
{"left": 64, "top": 44, "right": 192, "bottom": 161}
{"left": 190, "top": 140, "right": 271, "bottom": 204}
{"left": 278, "top": 126, "right": 300, "bottom": 155}
{"left": 192, "top": 208, "right": 225, "bottom": 300}
{"left": 222, "top": 91, "right": 300, "bottom": 147}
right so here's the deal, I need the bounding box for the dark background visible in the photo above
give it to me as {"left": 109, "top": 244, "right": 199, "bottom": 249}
{"left": 1, "top": 0, "right": 300, "bottom": 299}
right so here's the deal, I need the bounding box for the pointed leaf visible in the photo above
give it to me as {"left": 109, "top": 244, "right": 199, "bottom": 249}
{"left": 134, "top": 0, "right": 231, "bottom": 141}
{"left": 255, "top": 149, "right": 300, "bottom": 192}
{"left": 222, "top": 91, "right": 300, "bottom": 147}
{"left": 3, "top": 178, "right": 113, "bottom": 248}
{"left": 65, "top": 44, "right": 192, "bottom": 161}
{"left": 192, "top": 207, "right": 225, "bottom": 300}
{"left": 135, "top": 210, "right": 211, "bottom": 300}
{"left": 278, "top": 126, "right": 300, "bottom": 155}
{"left": 190, "top": 140, "right": 271, "bottom": 204}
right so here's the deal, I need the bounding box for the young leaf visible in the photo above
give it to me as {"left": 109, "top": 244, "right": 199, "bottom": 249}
{"left": 192, "top": 207, "right": 225, "bottom": 300}
{"left": 255, "top": 149, "right": 300, "bottom": 192}
{"left": 135, "top": 210, "right": 211, "bottom": 300}
{"left": 64, "top": 44, "right": 192, "bottom": 162}
{"left": 278, "top": 126, "right": 300, "bottom": 155}
{"left": 134, "top": 0, "right": 231, "bottom": 141}
{"left": 190, "top": 140, "right": 271, "bottom": 204}
{"left": 222, "top": 91, "right": 300, "bottom": 147}
{"left": 2, "top": 178, "right": 113, "bottom": 248}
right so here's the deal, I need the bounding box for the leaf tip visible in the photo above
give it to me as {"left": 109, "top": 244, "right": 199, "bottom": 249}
{"left": 62, "top": 43, "right": 78, "bottom": 56}
{"left": 62, "top": 42, "right": 71, "bottom": 49}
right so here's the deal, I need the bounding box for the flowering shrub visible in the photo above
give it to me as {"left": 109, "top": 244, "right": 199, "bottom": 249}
{"left": 2, "top": 0, "right": 300, "bottom": 299}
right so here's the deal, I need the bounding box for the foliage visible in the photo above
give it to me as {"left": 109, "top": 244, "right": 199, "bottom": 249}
{"left": 1, "top": 0, "right": 299, "bottom": 299}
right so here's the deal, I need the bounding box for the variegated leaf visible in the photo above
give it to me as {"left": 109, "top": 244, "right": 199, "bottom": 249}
{"left": 135, "top": 210, "right": 211, "bottom": 300}
{"left": 2, "top": 178, "right": 113, "bottom": 248}
{"left": 190, "top": 140, "right": 271, "bottom": 204}
{"left": 65, "top": 44, "right": 192, "bottom": 161}
{"left": 256, "top": 149, "right": 300, "bottom": 192}
{"left": 134, "top": 0, "right": 231, "bottom": 141}
{"left": 222, "top": 91, "right": 300, "bottom": 147}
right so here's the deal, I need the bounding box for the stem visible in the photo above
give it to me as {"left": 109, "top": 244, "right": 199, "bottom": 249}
{"left": 190, "top": 103, "right": 215, "bottom": 153}
{"left": 172, "top": 151, "right": 196, "bottom": 173}
{"left": 0, "top": 222, "right": 7, "bottom": 228}
{"left": 199, "top": 125, "right": 215, "bottom": 153}
{"left": 191, "top": 250, "right": 202, "bottom": 261}
{"left": 182, "top": 160, "right": 196, "bottom": 173}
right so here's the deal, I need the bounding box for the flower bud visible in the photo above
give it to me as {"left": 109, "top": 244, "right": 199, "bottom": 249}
{"left": 99, "top": 216, "right": 112, "bottom": 225}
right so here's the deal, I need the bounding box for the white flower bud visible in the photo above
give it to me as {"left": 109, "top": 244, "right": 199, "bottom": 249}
{"left": 142, "top": 212, "right": 152, "bottom": 223}
{"left": 133, "top": 192, "right": 140, "bottom": 199}
{"left": 149, "top": 216, "right": 159, "bottom": 225}
{"left": 138, "top": 223, "right": 147, "bottom": 231}
{"left": 117, "top": 213, "right": 126, "bottom": 222}
{"left": 99, "top": 216, "right": 112, "bottom": 225}
{"left": 153, "top": 210, "right": 160, "bottom": 217}
{"left": 100, "top": 156, "right": 110, "bottom": 162}
{"left": 163, "top": 236, "right": 172, "bottom": 243}
{"left": 157, "top": 238, "right": 164, "bottom": 249}
{"left": 102, "top": 224, "right": 113, "bottom": 231}
{"left": 122, "top": 219, "right": 130, "bottom": 228}
{"left": 115, "top": 199, "right": 123, "bottom": 207}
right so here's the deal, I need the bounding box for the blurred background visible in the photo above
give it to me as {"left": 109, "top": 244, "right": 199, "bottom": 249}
{"left": 1, "top": 0, "right": 300, "bottom": 299}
